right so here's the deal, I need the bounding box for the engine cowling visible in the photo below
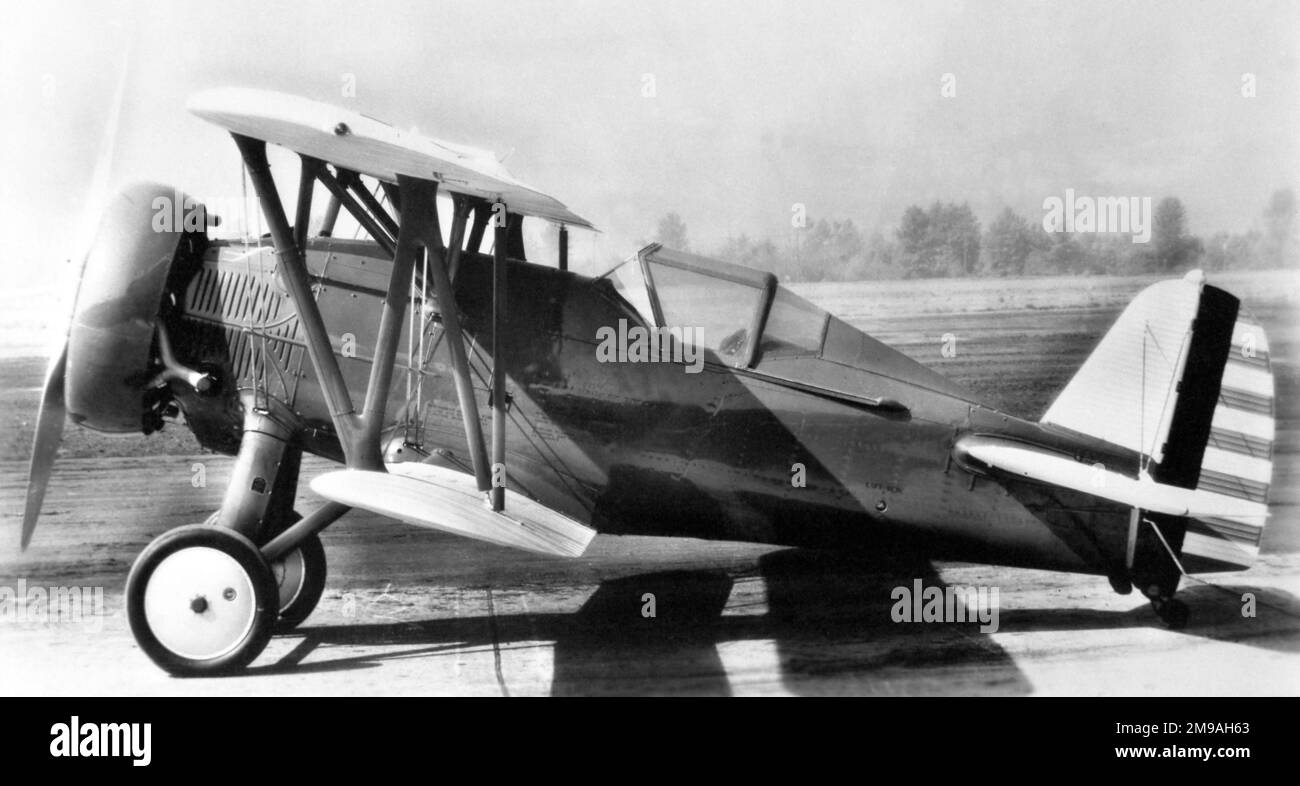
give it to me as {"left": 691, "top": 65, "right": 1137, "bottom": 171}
{"left": 66, "top": 181, "right": 205, "bottom": 432}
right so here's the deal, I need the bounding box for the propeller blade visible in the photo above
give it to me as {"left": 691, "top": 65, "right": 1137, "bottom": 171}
{"left": 21, "top": 344, "right": 68, "bottom": 550}
{"left": 21, "top": 36, "right": 133, "bottom": 550}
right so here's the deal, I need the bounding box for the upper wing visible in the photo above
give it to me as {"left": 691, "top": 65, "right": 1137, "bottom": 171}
{"left": 188, "top": 87, "right": 594, "bottom": 229}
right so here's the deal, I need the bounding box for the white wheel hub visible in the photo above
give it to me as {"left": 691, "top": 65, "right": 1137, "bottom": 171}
{"left": 272, "top": 549, "right": 306, "bottom": 611}
{"left": 143, "top": 546, "right": 257, "bottom": 660}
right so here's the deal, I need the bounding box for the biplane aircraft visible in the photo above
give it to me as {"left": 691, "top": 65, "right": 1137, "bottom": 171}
{"left": 21, "top": 88, "right": 1275, "bottom": 675}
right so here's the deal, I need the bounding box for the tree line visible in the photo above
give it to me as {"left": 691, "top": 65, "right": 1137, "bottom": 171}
{"left": 654, "top": 189, "right": 1298, "bottom": 281}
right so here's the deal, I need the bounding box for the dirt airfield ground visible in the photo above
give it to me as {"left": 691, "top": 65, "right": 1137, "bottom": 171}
{"left": 0, "top": 272, "right": 1296, "bottom": 696}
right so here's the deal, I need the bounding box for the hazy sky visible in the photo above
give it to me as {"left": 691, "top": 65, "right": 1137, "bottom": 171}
{"left": 2, "top": 0, "right": 1298, "bottom": 286}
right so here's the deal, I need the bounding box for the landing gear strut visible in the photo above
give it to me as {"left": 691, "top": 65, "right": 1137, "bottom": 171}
{"left": 127, "top": 398, "right": 331, "bottom": 674}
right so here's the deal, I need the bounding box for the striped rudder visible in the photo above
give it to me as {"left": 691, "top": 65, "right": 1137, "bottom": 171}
{"left": 1182, "top": 316, "right": 1273, "bottom": 571}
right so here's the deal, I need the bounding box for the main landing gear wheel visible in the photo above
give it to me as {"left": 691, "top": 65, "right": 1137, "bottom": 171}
{"left": 126, "top": 525, "right": 278, "bottom": 676}
{"left": 271, "top": 532, "right": 327, "bottom": 632}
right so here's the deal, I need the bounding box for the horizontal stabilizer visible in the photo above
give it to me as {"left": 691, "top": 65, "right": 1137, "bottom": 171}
{"left": 954, "top": 435, "right": 1268, "bottom": 530}
{"left": 310, "top": 463, "right": 596, "bottom": 557}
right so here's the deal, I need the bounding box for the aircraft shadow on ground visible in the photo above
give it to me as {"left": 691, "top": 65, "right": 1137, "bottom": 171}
{"left": 252, "top": 548, "right": 1300, "bottom": 693}
{"left": 249, "top": 547, "right": 1032, "bottom": 694}
{"left": 995, "top": 581, "right": 1300, "bottom": 653}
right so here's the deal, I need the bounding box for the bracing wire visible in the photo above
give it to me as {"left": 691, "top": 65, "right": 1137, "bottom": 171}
{"left": 1144, "top": 517, "right": 1300, "bottom": 620}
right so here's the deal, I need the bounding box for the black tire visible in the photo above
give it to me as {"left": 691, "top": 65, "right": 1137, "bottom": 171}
{"left": 126, "top": 524, "right": 278, "bottom": 676}
{"left": 272, "top": 533, "right": 327, "bottom": 632}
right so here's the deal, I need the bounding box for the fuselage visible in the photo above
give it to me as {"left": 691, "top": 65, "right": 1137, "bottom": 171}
{"left": 165, "top": 237, "right": 1140, "bottom": 577}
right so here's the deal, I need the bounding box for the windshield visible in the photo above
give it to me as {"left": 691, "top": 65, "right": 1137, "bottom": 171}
{"left": 600, "top": 245, "right": 826, "bottom": 367}
{"left": 645, "top": 260, "right": 766, "bottom": 361}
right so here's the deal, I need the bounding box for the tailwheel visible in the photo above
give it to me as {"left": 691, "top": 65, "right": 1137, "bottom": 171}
{"left": 1151, "top": 597, "right": 1190, "bottom": 630}
{"left": 126, "top": 524, "right": 278, "bottom": 676}
{"left": 271, "top": 532, "right": 327, "bottom": 632}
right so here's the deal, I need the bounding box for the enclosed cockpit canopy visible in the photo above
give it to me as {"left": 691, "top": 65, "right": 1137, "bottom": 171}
{"left": 600, "top": 244, "right": 830, "bottom": 368}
